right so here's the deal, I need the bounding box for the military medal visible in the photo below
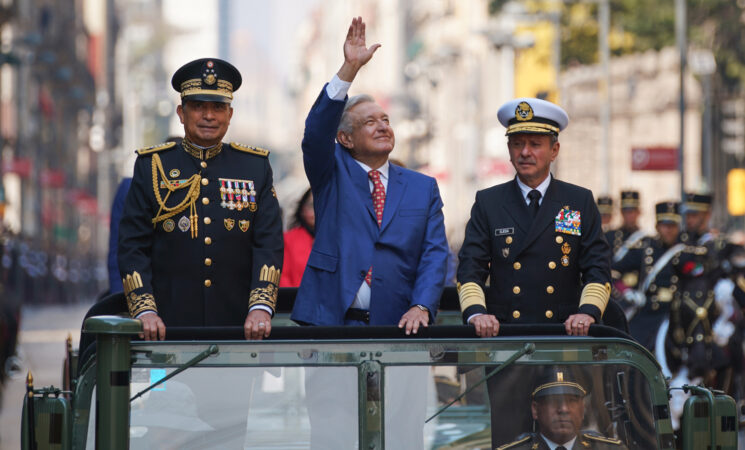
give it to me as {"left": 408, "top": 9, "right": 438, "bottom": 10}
{"left": 227, "top": 180, "right": 236, "bottom": 210}
{"left": 224, "top": 218, "right": 235, "bottom": 231}
{"left": 220, "top": 179, "right": 228, "bottom": 208}
{"left": 561, "top": 241, "right": 571, "bottom": 266}
{"left": 239, "top": 219, "right": 249, "bottom": 232}
{"left": 178, "top": 216, "right": 191, "bottom": 232}
{"left": 502, "top": 248, "right": 509, "bottom": 258}
{"left": 241, "top": 181, "right": 250, "bottom": 209}
{"left": 248, "top": 180, "right": 257, "bottom": 212}
{"left": 163, "top": 219, "right": 175, "bottom": 232}
{"left": 169, "top": 168, "right": 180, "bottom": 178}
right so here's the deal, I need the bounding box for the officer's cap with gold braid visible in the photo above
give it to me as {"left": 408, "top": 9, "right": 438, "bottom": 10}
{"left": 532, "top": 367, "right": 586, "bottom": 399}
{"left": 497, "top": 98, "right": 569, "bottom": 136}
{"left": 684, "top": 192, "right": 712, "bottom": 213}
{"left": 597, "top": 195, "right": 613, "bottom": 215}
{"left": 620, "top": 190, "right": 640, "bottom": 209}
{"left": 656, "top": 201, "right": 681, "bottom": 224}
{"left": 171, "top": 58, "right": 242, "bottom": 103}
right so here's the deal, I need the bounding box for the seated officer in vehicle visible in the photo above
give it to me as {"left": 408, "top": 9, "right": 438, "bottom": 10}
{"left": 498, "top": 367, "right": 628, "bottom": 450}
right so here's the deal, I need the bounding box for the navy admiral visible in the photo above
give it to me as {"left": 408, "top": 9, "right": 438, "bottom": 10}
{"left": 457, "top": 98, "right": 611, "bottom": 337}
{"left": 497, "top": 368, "right": 628, "bottom": 450}
{"left": 613, "top": 201, "right": 684, "bottom": 350}
{"left": 118, "top": 58, "right": 283, "bottom": 341}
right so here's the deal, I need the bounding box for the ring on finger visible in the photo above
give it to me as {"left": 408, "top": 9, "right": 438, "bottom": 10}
{"left": 258, "top": 322, "right": 265, "bottom": 327}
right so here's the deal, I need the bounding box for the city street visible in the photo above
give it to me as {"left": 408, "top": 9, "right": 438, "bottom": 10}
{"left": 0, "top": 302, "right": 91, "bottom": 450}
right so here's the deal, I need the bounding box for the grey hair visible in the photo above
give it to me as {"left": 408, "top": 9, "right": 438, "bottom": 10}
{"left": 338, "top": 94, "right": 375, "bottom": 134}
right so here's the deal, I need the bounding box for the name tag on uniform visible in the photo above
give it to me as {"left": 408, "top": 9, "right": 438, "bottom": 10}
{"left": 555, "top": 207, "right": 581, "bottom": 236}
{"left": 495, "top": 227, "right": 514, "bottom": 236}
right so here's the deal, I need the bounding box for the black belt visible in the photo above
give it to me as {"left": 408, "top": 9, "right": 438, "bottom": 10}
{"left": 344, "top": 308, "right": 370, "bottom": 324}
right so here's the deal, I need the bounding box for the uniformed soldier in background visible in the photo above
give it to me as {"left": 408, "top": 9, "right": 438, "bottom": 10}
{"left": 457, "top": 98, "right": 611, "bottom": 338}
{"left": 613, "top": 202, "right": 684, "bottom": 350}
{"left": 118, "top": 58, "right": 283, "bottom": 341}
{"left": 597, "top": 195, "right": 613, "bottom": 232}
{"left": 497, "top": 367, "right": 628, "bottom": 450}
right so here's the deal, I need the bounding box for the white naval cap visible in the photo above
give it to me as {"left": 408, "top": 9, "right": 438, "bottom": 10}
{"left": 497, "top": 97, "right": 569, "bottom": 136}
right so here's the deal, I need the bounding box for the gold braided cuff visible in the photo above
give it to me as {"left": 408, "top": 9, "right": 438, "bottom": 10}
{"left": 737, "top": 275, "right": 745, "bottom": 293}
{"left": 249, "top": 285, "right": 278, "bottom": 312}
{"left": 579, "top": 282, "right": 611, "bottom": 315}
{"left": 458, "top": 282, "right": 486, "bottom": 312}
{"left": 127, "top": 292, "right": 157, "bottom": 317}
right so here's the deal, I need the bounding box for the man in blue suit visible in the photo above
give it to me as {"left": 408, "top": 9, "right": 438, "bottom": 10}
{"left": 291, "top": 17, "right": 449, "bottom": 334}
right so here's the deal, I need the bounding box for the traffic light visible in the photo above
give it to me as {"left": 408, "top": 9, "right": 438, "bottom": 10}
{"left": 727, "top": 168, "right": 745, "bottom": 215}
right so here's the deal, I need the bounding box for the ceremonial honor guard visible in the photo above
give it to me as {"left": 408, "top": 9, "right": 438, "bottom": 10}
{"left": 597, "top": 195, "right": 613, "bottom": 232}
{"left": 118, "top": 58, "right": 283, "bottom": 340}
{"left": 457, "top": 97, "right": 611, "bottom": 337}
{"left": 613, "top": 202, "right": 684, "bottom": 350}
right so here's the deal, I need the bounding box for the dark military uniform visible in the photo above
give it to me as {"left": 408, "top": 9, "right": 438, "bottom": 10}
{"left": 117, "top": 140, "right": 283, "bottom": 326}
{"left": 457, "top": 177, "right": 611, "bottom": 324}
{"left": 606, "top": 191, "right": 644, "bottom": 291}
{"left": 497, "top": 431, "right": 628, "bottom": 449}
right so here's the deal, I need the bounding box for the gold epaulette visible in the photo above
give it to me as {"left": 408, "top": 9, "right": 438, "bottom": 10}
{"left": 136, "top": 141, "right": 177, "bottom": 155}
{"left": 230, "top": 142, "right": 269, "bottom": 157}
{"left": 496, "top": 435, "right": 531, "bottom": 449}
{"left": 582, "top": 432, "right": 623, "bottom": 445}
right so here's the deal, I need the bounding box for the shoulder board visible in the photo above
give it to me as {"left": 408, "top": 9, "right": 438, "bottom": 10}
{"left": 582, "top": 432, "right": 623, "bottom": 445}
{"left": 496, "top": 435, "right": 531, "bottom": 450}
{"left": 136, "top": 141, "right": 176, "bottom": 155}
{"left": 230, "top": 142, "right": 269, "bottom": 157}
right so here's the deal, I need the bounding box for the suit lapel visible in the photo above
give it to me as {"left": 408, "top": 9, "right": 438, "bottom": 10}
{"left": 342, "top": 150, "right": 376, "bottom": 222}
{"left": 501, "top": 178, "right": 531, "bottom": 234}
{"left": 512, "top": 177, "right": 561, "bottom": 258}
{"left": 380, "top": 164, "right": 406, "bottom": 233}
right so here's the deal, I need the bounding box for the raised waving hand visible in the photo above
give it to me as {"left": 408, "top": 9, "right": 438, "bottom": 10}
{"left": 338, "top": 17, "right": 381, "bottom": 82}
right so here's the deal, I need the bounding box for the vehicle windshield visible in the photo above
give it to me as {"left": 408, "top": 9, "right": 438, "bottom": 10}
{"left": 80, "top": 335, "right": 664, "bottom": 449}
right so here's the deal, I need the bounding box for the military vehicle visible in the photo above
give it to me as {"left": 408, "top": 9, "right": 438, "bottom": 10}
{"left": 20, "top": 289, "right": 738, "bottom": 449}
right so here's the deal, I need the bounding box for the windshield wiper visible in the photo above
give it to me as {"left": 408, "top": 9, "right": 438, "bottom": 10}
{"left": 425, "top": 342, "right": 535, "bottom": 423}
{"left": 130, "top": 344, "right": 219, "bottom": 402}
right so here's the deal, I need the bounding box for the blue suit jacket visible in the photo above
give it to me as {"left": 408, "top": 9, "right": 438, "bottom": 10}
{"left": 291, "top": 87, "right": 449, "bottom": 325}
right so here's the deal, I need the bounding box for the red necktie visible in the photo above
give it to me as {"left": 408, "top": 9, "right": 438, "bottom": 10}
{"left": 365, "top": 170, "right": 386, "bottom": 285}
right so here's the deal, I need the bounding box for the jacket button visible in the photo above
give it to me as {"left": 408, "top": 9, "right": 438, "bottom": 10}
{"left": 204, "top": 258, "right": 212, "bottom": 266}
{"left": 555, "top": 236, "right": 564, "bottom": 244}
{"left": 545, "top": 310, "right": 553, "bottom": 319}
{"left": 204, "top": 217, "right": 211, "bottom": 225}
{"left": 512, "top": 310, "right": 520, "bottom": 319}
{"left": 513, "top": 262, "right": 521, "bottom": 270}
{"left": 505, "top": 236, "right": 513, "bottom": 244}
{"left": 202, "top": 197, "right": 209, "bottom": 205}
{"left": 205, "top": 237, "right": 212, "bottom": 245}
{"left": 512, "top": 286, "right": 521, "bottom": 295}
{"left": 546, "top": 286, "right": 554, "bottom": 294}
{"left": 548, "top": 261, "right": 556, "bottom": 269}
{"left": 204, "top": 279, "right": 212, "bottom": 287}
{"left": 200, "top": 161, "right": 207, "bottom": 168}
{"left": 201, "top": 178, "right": 209, "bottom": 186}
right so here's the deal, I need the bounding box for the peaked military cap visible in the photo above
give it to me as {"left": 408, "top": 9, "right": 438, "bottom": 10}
{"left": 532, "top": 367, "right": 586, "bottom": 399}
{"left": 620, "top": 190, "right": 640, "bottom": 209}
{"left": 597, "top": 196, "right": 613, "bottom": 215}
{"left": 498, "top": 97, "right": 569, "bottom": 136}
{"left": 684, "top": 192, "right": 712, "bottom": 212}
{"left": 171, "top": 58, "right": 242, "bottom": 103}
{"left": 656, "top": 201, "right": 681, "bottom": 224}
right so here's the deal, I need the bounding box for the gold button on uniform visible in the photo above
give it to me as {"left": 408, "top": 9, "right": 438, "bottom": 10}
{"left": 555, "top": 236, "right": 564, "bottom": 244}
{"left": 506, "top": 236, "right": 513, "bottom": 244}
{"left": 204, "top": 217, "right": 211, "bottom": 225}
{"left": 204, "top": 279, "right": 212, "bottom": 287}
{"left": 545, "top": 310, "right": 553, "bottom": 319}
{"left": 512, "top": 286, "right": 521, "bottom": 295}
{"left": 202, "top": 197, "right": 209, "bottom": 205}
{"left": 204, "top": 258, "right": 212, "bottom": 266}
{"left": 548, "top": 261, "right": 556, "bottom": 269}
{"left": 512, "top": 310, "right": 520, "bottom": 319}
{"left": 513, "top": 262, "right": 521, "bottom": 270}
{"left": 204, "top": 237, "right": 212, "bottom": 245}
{"left": 546, "top": 286, "right": 554, "bottom": 294}
{"left": 201, "top": 178, "right": 209, "bottom": 186}
{"left": 200, "top": 161, "right": 207, "bottom": 168}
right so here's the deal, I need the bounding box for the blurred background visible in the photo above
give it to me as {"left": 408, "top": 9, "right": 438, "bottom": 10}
{"left": 0, "top": 0, "right": 745, "bottom": 445}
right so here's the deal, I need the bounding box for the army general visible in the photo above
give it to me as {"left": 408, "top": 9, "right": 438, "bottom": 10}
{"left": 457, "top": 98, "right": 611, "bottom": 337}
{"left": 118, "top": 58, "right": 283, "bottom": 341}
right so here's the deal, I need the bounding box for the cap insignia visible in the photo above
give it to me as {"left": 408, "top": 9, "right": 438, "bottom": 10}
{"left": 515, "top": 101, "right": 534, "bottom": 122}
{"left": 557, "top": 372, "right": 564, "bottom": 382}
{"left": 204, "top": 73, "right": 216, "bottom": 85}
